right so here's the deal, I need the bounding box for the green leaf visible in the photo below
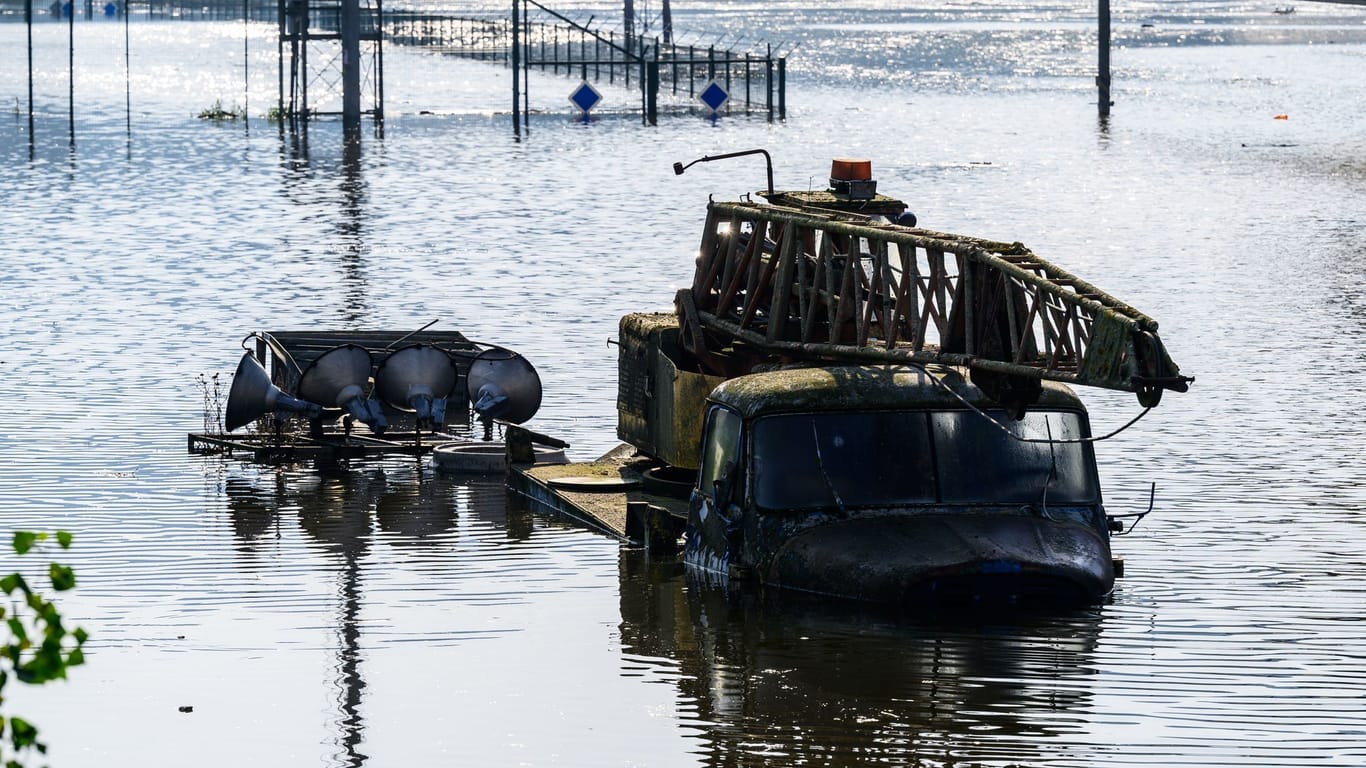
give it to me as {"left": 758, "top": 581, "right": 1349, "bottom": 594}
{"left": 6, "top": 618, "right": 27, "bottom": 646}
{"left": 8, "top": 716, "right": 38, "bottom": 749}
{"left": 73, "top": 627, "right": 88, "bottom": 644}
{"left": 11, "top": 532, "right": 39, "bottom": 555}
{"left": 49, "top": 564, "right": 75, "bottom": 592}
{"left": 0, "top": 574, "right": 19, "bottom": 595}
{"left": 56, "top": 531, "right": 72, "bottom": 549}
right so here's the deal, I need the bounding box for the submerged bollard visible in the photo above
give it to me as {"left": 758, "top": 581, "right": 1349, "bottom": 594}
{"left": 626, "top": 501, "right": 680, "bottom": 555}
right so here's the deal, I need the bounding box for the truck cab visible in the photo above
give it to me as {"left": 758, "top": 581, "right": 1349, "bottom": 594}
{"left": 686, "top": 364, "right": 1115, "bottom": 606}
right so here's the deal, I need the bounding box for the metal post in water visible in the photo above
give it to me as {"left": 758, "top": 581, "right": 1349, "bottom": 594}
{"left": 300, "top": 0, "right": 309, "bottom": 120}
{"left": 765, "top": 45, "right": 773, "bottom": 123}
{"left": 375, "top": 0, "right": 385, "bottom": 124}
{"left": 125, "top": 0, "right": 132, "bottom": 137}
{"left": 744, "top": 52, "right": 750, "bottom": 107}
{"left": 778, "top": 57, "right": 785, "bottom": 120}
{"left": 68, "top": 0, "right": 75, "bottom": 148}
{"left": 647, "top": 56, "right": 658, "bottom": 126}
{"left": 243, "top": 0, "right": 249, "bottom": 127}
{"left": 341, "top": 0, "right": 359, "bottom": 129}
{"left": 724, "top": 50, "right": 731, "bottom": 98}
{"left": 1098, "top": 0, "right": 1111, "bottom": 116}
{"left": 26, "top": 0, "right": 34, "bottom": 153}
{"left": 277, "top": 0, "right": 285, "bottom": 122}
{"left": 522, "top": 6, "right": 529, "bottom": 132}
{"left": 638, "top": 43, "right": 647, "bottom": 125}
{"left": 512, "top": 0, "right": 520, "bottom": 136}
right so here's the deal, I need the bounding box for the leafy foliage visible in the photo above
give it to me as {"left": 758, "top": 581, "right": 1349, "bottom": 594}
{"left": 1, "top": 532, "right": 87, "bottom": 767}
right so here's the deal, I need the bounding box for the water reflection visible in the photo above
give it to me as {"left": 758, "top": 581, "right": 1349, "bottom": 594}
{"left": 618, "top": 550, "right": 1105, "bottom": 766}
{"left": 272, "top": 123, "right": 372, "bottom": 325}
{"left": 219, "top": 462, "right": 533, "bottom": 767}
{"left": 225, "top": 462, "right": 1111, "bottom": 766}
{"left": 337, "top": 127, "right": 369, "bottom": 326}
{"left": 227, "top": 467, "right": 385, "bottom": 767}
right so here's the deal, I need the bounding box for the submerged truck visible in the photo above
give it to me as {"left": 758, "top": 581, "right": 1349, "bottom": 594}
{"left": 616, "top": 155, "right": 1189, "bottom": 606}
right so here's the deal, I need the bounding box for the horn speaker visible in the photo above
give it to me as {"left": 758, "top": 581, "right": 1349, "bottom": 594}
{"left": 374, "top": 345, "right": 459, "bottom": 429}
{"left": 297, "top": 345, "right": 388, "bottom": 433}
{"left": 467, "top": 348, "right": 542, "bottom": 425}
{"left": 225, "top": 353, "right": 322, "bottom": 431}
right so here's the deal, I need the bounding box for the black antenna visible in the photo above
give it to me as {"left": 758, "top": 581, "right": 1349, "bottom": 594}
{"left": 673, "top": 148, "right": 775, "bottom": 196}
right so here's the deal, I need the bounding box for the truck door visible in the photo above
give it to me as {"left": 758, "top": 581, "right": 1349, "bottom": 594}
{"left": 686, "top": 405, "right": 745, "bottom": 571}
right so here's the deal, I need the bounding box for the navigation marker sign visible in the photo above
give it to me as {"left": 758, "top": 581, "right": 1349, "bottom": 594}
{"left": 569, "top": 81, "right": 603, "bottom": 117}
{"left": 698, "top": 80, "right": 729, "bottom": 115}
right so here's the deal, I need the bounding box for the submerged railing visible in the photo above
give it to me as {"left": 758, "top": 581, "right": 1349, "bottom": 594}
{"left": 384, "top": 0, "right": 787, "bottom": 122}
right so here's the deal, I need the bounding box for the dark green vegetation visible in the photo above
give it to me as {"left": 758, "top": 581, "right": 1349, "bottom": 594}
{"left": 1, "top": 532, "right": 87, "bottom": 768}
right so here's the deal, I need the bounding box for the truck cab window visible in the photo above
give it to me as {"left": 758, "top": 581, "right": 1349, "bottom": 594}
{"left": 698, "top": 406, "right": 743, "bottom": 501}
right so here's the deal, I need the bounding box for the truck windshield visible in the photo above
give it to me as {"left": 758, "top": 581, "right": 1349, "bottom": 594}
{"left": 752, "top": 411, "right": 936, "bottom": 510}
{"left": 751, "top": 409, "right": 1097, "bottom": 510}
{"left": 932, "top": 410, "right": 1098, "bottom": 505}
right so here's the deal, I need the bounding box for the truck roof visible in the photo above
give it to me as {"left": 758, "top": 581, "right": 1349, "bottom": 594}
{"left": 707, "top": 365, "right": 1086, "bottom": 419}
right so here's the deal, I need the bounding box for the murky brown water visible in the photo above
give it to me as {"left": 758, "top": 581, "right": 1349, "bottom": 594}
{"left": 2, "top": 2, "right": 1366, "bottom": 765}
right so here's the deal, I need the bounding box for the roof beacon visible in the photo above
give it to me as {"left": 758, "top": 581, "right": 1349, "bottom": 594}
{"left": 829, "top": 157, "right": 876, "bottom": 200}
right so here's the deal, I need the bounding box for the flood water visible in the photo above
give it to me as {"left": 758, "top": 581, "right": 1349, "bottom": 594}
{"left": 2, "top": 1, "right": 1366, "bottom": 765}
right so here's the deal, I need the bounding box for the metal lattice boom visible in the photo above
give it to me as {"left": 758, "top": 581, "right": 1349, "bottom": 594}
{"left": 678, "top": 200, "right": 1189, "bottom": 404}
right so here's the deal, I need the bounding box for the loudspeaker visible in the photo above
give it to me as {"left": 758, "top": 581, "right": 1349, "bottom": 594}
{"left": 374, "top": 345, "right": 459, "bottom": 429}
{"left": 297, "top": 345, "right": 388, "bottom": 433}
{"left": 466, "top": 348, "right": 542, "bottom": 425}
{"left": 225, "top": 353, "right": 322, "bottom": 431}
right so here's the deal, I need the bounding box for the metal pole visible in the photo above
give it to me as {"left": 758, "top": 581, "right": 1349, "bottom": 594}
{"left": 68, "top": 0, "right": 75, "bottom": 148}
{"left": 26, "top": 0, "right": 34, "bottom": 151}
{"left": 661, "top": 0, "right": 671, "bottom": 45}
{"left": 646, "top": 51, "right": 657, "bottom": 125}
{"left": 300, "top": 0, "right": 309, "bottom": 120}
{"left": 778, "top": 57, "right": 785, "bottom": 120}
{"left": 125, "top": 0, "right": 132, "bottom": 136}
{"left": 277, "top": 0, "right": 284, "bottom": 121}
{"left": 341, "top": 0, "right": 359, "bottom": 127}
{"left": 765, "top": 44, "right": 773, "bottom": 123}
{"left": 1098, "top": 0, "right": 1111, "bottom": 116}
{"left": 522, "top": 7, "right": 529, "bottom": 131}
{"left": 243, "top": 0, "right": 249, "bottom": 125}
{"left": 375, "top": 0, "right": 385, "bottom": 123}
{"left": 512, "top": 0, "right": 520, "bottom": 136}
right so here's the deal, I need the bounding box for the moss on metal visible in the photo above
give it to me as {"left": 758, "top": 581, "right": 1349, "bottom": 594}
{"left": 709, "top": 364, "right": 1084, "bottom": 419}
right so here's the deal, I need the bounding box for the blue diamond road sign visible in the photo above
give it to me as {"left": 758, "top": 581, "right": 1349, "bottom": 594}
{"left": 569, "top": 81, "right": 602, "bottom": 115}
{"left": 699, "top": 80, "right": 729, "bottom": 114}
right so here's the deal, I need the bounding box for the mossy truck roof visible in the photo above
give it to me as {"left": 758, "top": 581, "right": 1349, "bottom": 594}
{"left": 707, "top": 364, "right": 1087, "bottom": 420}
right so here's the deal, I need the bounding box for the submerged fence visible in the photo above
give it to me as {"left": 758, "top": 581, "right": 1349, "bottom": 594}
{"left": 43, "top": 0, "right": 788, "bottom": 127}
{"left": 385, "top": 3, "right": 788, "bottom": 122}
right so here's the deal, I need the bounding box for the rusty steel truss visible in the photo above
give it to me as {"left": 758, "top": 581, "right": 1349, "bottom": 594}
{"left": 677, "top": 200, "right": 1190, "bottom": 406}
